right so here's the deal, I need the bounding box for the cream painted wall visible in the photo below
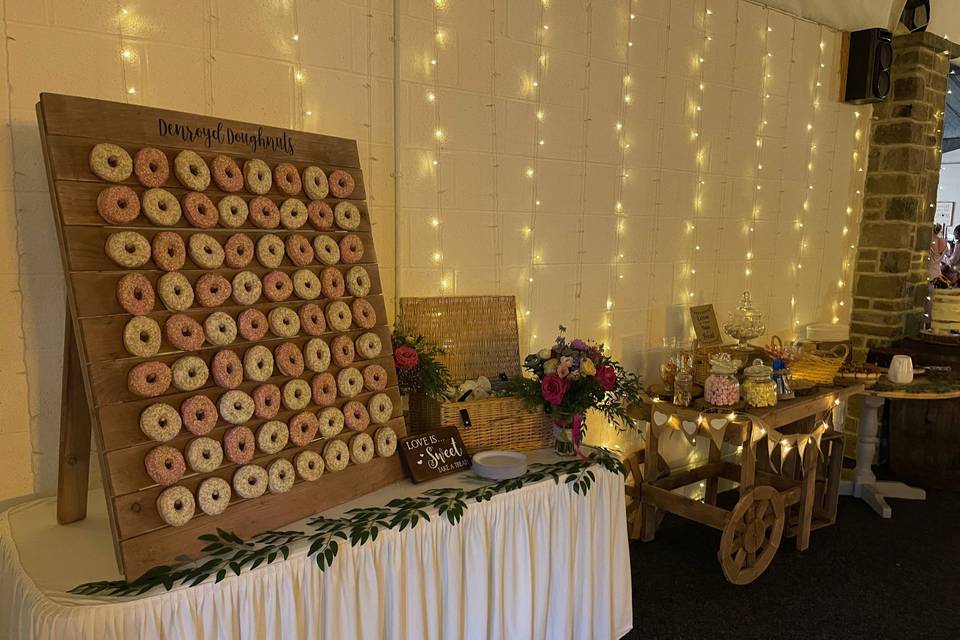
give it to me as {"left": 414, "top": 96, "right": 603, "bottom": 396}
{"left": 0, "top": 0, "right": 867, "bottom": 504}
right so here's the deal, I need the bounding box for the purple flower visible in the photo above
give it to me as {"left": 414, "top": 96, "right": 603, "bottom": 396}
{"left": 571, "top": 339, "right": 588, "bottom": 350}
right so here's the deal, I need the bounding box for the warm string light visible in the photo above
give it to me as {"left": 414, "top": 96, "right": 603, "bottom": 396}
{"left": 116, "top": 3, "right": 135, "bottom": 100}
{"left": 745, "top": 10, "right": 772, "bottom": 289}
{"left": 684, "top": 4, "right": 711, "bottom": 306}
{"left": 489, "top": 1, "right": 503, "bottom": 294}
{"left": 291, "top": 2, "right": 307, "bottom": 127}
{"left": 430, "top": 0, "right": 447, "bottom": 292}
{"left": 572, "top": 2, "right": 595, "bottom": 337}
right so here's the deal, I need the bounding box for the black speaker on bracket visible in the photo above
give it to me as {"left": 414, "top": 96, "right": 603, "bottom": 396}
{"left": 843, "top": 28, "right": 893, "bottom": 104}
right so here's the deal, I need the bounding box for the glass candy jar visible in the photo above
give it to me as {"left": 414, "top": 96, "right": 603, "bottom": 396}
{"left": 722, "top": 291, "right": 766, "bottom": 349}
{"left": 673, "top": 369, "right": 693, "bottom": 407}
{"left": 704, "top": 353, "right": 741, "bottom": 407}
{"left": 741, "top": 359, "right": 778, "bottom": 408}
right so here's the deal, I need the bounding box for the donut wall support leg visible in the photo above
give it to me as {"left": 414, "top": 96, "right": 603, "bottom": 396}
{"left": 57, "top": 315, "right": 92, "bottom": 524}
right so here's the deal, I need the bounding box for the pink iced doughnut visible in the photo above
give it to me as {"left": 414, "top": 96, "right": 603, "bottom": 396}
{"left": 307, "top": 200, "right": 334, "bottom": 230}
{"left": 299, "top": 303, "right": 327, "bottom": 336}
{"left": 263, "top": 271, "right": 293, "bottom": 302}
{"left": 327, "top": 169, "right": 355, "bottom": 198}
{"left": 223, "top": 426, "right": 256, "bottom": 464}
{"left": 182, "top": 191, "right": 218, "bottom": 229}
{"left": 117, "top": 273, "right": 155, "bottom": 316}
{"left": 96, "top": 186, "right": 141, "bottom": 225}
{"left": 145, "top": 445, "right": 186, "bottom": 486}
{"left": 274, "top": 163, "right": 302, "bottom": 196}
{"left": 212, "top": 350, "right": 243, "bottom": 389}
{"left": 249, "top": 196, "right": 280, "bottom": 229}
{"left": 252, "top": 383, "right": 281, "bottom": 419}
{"left": 310, "top": 372, "right": 337, "bottom": 407}
{"left": 211, "top": 155, "right": 243, "bottom": 192}
{"left": 180, "top": 394, "right": 218, "bottom": 435}
{"left": 275, "top": 342, "right": 305, "bottom": 377}
{"left": 288, "top": 411, "right": 319, "bottom": 447}
{"left": 342, "top": 400, "right": 370, "bottom": 433}
{"left": 128, "top": 362, "right": 172, "bottom": 398}
{"left": 134, "top": 148, "right": 170, "bottom": 188}
{"left": 285, "top": 234, "right": 314, "bottom": 267}
{"left": 195, "top": 273, "right": 232, "bottom": 308}
{"left": 338, "top": 234, "right": 364, "bottom": 264}
{"left": 238, "top": 308, "right": 269, "bottom": 342}
{"left": 351, "top": 298, "right": 377, "bottom": 329}
{"left": 362, "top": 364, "right": 388, "bottom": 391}
{"left": 164, "top": 313, "right": 205, "bottom": 351}
{"left": 331, "top": 335, "right": 355, "bottom": 367}
{"left": 320, "top": 267, "right": 345, "bottom": 299}
{"left": 152, "top": 232, "right": 187, "bottom": 272}
{"left": 224, "top": 233, "right": 254, "bottom": 269}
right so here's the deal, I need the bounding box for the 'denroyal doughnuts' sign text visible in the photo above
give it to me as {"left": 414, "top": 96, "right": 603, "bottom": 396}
{"left": 158, "top": 118, "right": 295, "bottom": 155}
{"left": 399, "top": 429, "right": 471, "bottom": 483}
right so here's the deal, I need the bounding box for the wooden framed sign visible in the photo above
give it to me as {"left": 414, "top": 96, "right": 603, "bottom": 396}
{"left": 37, "top": 93, "right": 407, "bottom": 580}
{"left": 690, "top": 304, "right": 723, "bottom": 347}
{"left": 399, "top": 429, "right": 472, "bottom": 483}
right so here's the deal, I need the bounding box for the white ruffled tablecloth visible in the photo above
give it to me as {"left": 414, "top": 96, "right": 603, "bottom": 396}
{"left": 0, "top": 450, "right": 632, "bottom": 640}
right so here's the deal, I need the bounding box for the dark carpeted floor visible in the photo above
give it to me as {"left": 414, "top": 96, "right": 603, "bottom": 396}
{"left": 623, "top": 486, "right": 960, "bottom": 640}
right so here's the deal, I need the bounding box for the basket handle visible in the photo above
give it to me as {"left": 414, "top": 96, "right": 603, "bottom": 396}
{"left": 769, "top": 335, "right": 783, "bottom": 350}
{"left": 828, "top": 343, "right": 850, "bottom": 361}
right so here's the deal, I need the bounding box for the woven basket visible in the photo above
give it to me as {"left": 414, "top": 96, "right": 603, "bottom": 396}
{"left": 791, "top": 344, "right": 849, "bottom": 385}
{"left": 398, "top": 296, "right": 552, "bottom": 453}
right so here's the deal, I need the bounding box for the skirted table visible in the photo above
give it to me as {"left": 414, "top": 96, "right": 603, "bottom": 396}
{"left": 0, "top": 450, "right": 631, "bottom": 640}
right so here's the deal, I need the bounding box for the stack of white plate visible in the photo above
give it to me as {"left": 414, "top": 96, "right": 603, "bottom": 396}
{"left": 806, "top": 323, "right": 849, "bottom": 342}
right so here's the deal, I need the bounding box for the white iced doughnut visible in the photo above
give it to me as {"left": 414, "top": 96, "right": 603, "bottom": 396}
{"left": 295, "top": 450, "right": 324, "bottom": 480}
{"left": 186, "top": 436, "right": 224, "bottom": 472}
{"left": 368, "top": 392, "right": 394, "bottom": 425}
{"left": 350, "top": 432, "right": 374, "bottom": 464}
{"left": 268, "top": 458, "right": 296, "bottom": 494}
{"left": 233, "top": 464, "right": 268, "bottom": 499}
{"left": 323, "top": 439, "right": 350, "bottom": 472}
{"left": 375, "top": 426, "right": 398, "bottom": 457}
{"left": 197, "top": 476, "right": 231, "bottom": 516}
{"left": 317, "top": 407, "right": 345, "bottom": 438}
{"left": 256, "top": 420, "right": 289, "bottom": 454}
{"left": 157, "top": 485, "right": 195, "bottom": 527}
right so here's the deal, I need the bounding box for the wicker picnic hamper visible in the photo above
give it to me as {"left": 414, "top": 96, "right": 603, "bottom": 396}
{"left": 790, "top": 343, "right": 849, "bottom": 385}
{"left": 399, "top": 296, "right": 553, "bottom": 453}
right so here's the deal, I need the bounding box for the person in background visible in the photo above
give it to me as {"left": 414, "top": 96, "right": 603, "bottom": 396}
{"left": 930, "top": 223, "right": 948, "bottom": 279}
{"left": 940, "top": 225, "right": 960, "bottom": 285}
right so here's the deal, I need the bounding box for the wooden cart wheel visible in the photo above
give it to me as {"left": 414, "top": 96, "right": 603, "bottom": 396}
{"left": 718, "top": 486, "right": 785, "bottom": 585}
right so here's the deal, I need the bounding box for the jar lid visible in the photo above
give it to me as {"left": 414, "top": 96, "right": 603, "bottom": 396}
{"left": 709, "top": 352, "right": 740, "bottom": 375}
{"left": 743, "top": 358, "right": 772, "bottom": 377}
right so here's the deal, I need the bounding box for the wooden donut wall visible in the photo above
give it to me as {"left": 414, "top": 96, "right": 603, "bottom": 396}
{"left": 37, "top": 93, "right": 406, "bottom": 580}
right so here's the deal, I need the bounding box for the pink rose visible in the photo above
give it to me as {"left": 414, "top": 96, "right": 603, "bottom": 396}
{"left": 541, "top": 374, "right": 570, "bottom": 406}
{"left": 557, "top": 364, "right": 570, "bottom": 378}
{"left": 394, "top": 345, "right": 420, "bottom": 370}
{"left": 596, "top": 365, "right": 617, "bottom": 391}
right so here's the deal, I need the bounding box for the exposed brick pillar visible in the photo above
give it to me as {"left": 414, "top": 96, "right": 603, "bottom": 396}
{"left": 851, "top": 32, "right": 960, "bottom": 360}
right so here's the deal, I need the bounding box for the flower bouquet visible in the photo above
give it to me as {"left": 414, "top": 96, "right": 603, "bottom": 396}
{"left": 391, "top": 326, "right": 453, "bottom": 402}
{"left": 510, "top": 326, "right": 642, "bottom": 456}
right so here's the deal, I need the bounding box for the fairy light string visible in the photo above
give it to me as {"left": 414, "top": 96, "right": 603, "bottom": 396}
{"left": 489, "top": 0, "right": 502, "bottom": 294}
{"left": 430, "top": 0, "right": 447, "bottom": 293}
{"left": 573, "top": 2, "right": 594, "bottom": 337}
{"left": 683, "top": 3, "right": 711, "bottom": 306}
{"left": 115, "top": 3, "right": 134, "bottom": 101}
{"left": 744, "top": 9, "right": 772, "bottom": 290}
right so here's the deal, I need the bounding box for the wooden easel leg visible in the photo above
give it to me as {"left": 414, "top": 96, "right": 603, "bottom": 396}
{"left": 57, "top": 315, "right": 92, "bottom": 525}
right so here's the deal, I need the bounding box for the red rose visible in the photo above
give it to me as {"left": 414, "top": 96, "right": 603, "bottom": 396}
{"left": 394, "top": 345, "right": 420, "bottom": 370}
{"left": 541, "top": 373, "right": 571, "bottom": 406}
{"left": 596, "top": 365, "right": 617, "bottom": 391}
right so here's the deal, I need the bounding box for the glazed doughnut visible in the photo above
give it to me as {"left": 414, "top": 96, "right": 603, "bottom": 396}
{"left": 152, "top": 232, "right": 187, "bottom": 272}
{"left": 219, "top": 389, "right": 255, "bottom": 424}
{"left": 197, "top": 476, "right": 231, "bottom": 516}
{"left": 268, "top": 458, "right": 296, "bottom": 494}
{"left": 244, "top": 344, "right": 275, "bottom": 382}
{"left": 223, "top": 426, "right": 256, "bottom": 465}
{"left": 105, "top": 231, "right": 150, "bottom": 268}
{"left": 282, "top": 378, "right": 312, "bottom": 411}
{"left": 211, "top": 155, "right": 244, "bottom": 193}
{"left": 231, "top": 271, "right": 262, "bottom": 306}
{"left": 337, "top": 367, "right": 363, "bottom": 398}
{"left": 124, "top": 316, "right": 162, "bottom": 357}
{"left": 307, "top": 200, "right": 334, "bottom": 231}
{"left": 331, "top": 335, "right": 355, "bottom": 367}
{"left": 325, "top": 300, "right": 352, "bottom": 332}
{"left": 186, "top": 436, "right": 224, "bottom": 473}
{"left": 304, "top": 339, "right": 332, "bottom": 373}
{"left": 368, "top": 393, "right": 394, "bottom": 425}
{"left": 339, "top": 234, "right": 364, "bottom": 264}
{"left": 204, "top": 312, "right": 238, "bottom": 346}
{"left": 303, "top": 166, "right": 329, "bottom": 200}
{"left": 97, "top": 186, "right": 140, "bottom": 225}
{"left": 334, "top": 201, "right": 361, "bottom": 230}
{"left": 243, "top": 159, "right": 273, "bottom": 195}
{"left": 311, "top": 372, "right": 337, "bottom": 408}
{"left": 164, "top": 313, "right": 205, "bottom": 352}
{"left": 195, "top": 273, "right": 232, "bottom": 307}
{"left": 255, "top": 234, "right": 284, "bottom": 269}
{"left": 288, "top": 411, "right": 319, "bottom": 447}
{"left": 174, "top": 150, "right": 211, "bottom": 191}
{"left": 117, "top": 273, "right": 155, "bottom": 316}
{"left": 279, "top": 198, "right": 308, "bottom": 229}
{"left": 171, "top": 355, "right": 209, "bottom": 392}
{"left": 321, "top": 268, "right": 346, "bottom": 300}
{"left": 362, "top": 364, "right": 388, "bottom": 391}
{"left": 238, "top": 308, "right": 269, "bottom": 341}
{"left": 355, "top": 332, "right": 382, "bottom": 360}
{"left": 263, "top": 271, "right": 293, "bottom": 302}
{"left": 350, "top": 433, "right": 375, "bottom": 464}
{"left": 292, "top": 269, "right": 321, "bottom": 300}
{"left": 274, "top": 163, "right": 302, "bottom": 196}
{"left": 188, "top": 233, "right": 224, "bottom": 269}
{"left": 343, "top": 400, "right": 370, "bottom": 433}
{"left": 323, "top": 439, "right": 350, "bottom": 472}
{"left": 233, "top": 464, "right": 268, "bottom": 499}
{"left": 252, "top": 383, "right": 281, "bottom": 419}
{"left": 328, "top": 169, "right": 356, "bottom": 198}
{"left": 211, "top": 349, "right": 243, "bottom": 389}
{"left": 182, "top": 191, "right": 218, "bottom": 229}
{"left": 256, "top": 420, "right": 289, "bottom": 454}
{"left": 351, "top": 298, "right": 377, "bottom": 329}
{"left": 295, "top": 450, "right": 324, "bottom": 481}
{"left": 128, "top": 361, "right": 172, "bottom": 398}
{"left": 142, "top": 188, "right": 182, "bottom": 226}
{"left": 217, "top": 194, "right": 249, "bottom": 228}
{"left": 299, "top": 304, "right": 327, "bottom": 336}
{"left": 375, "top": 426, "right": 398, "bottom": 457}
{"left": 275, "top": 342, "right": 305, "bottom": 377}
{"left": 249, "top": 196, "right": 281, "bottom": 229}
{"left": 345, "top": 266, "right": 371, "bottom": 297}
{"left": 89, "top": 143, "right": 132, "bottom": 182}
{"left": 268, "top": 306, "right": 300, "bottom": 338}
{"left": 223, "top": 233, "right": 254, "bottom": 268}
{"left": 180, "top": 395, "right": 218, "bottom": 436}
{"left": 134, "top": 148, "right": 169, "bottom": 188}
{"left": 139, "top": 403, "right": 182, "bottom": 442}
{"left": 145, "top": 445, "right": 186, "bottom": 486}
{"left": 313, "top": 235, "right": 340, "bottom": 265}
{"left": 317, "top": 407, "right": 345, "bottom": 438}
{"left": 157, "top": 485, "right": 195, "bottom": 527}
{"left": 285, "top": 234, "right": 314, "bottom": 267}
